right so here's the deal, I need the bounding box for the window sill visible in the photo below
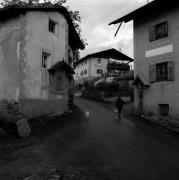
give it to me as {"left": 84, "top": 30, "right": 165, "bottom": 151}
{"left": 151, "top": 80, "right": 173, "bottom": 85}
{"left": 49, "top": 31, "right": 59, "bottom": 37}
{"left": 50, "top": 90, "right": 65, "bottom": 94}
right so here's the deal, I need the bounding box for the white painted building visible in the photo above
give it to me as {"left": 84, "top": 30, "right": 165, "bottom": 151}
{"left": 0, "top": 5, "right": 83, "bottom": 118}
{"left": 75, "top": 48, "right": 133, "bottom": 84}
{"left": 109, "top": 0, "right": 179, "bottom": 119}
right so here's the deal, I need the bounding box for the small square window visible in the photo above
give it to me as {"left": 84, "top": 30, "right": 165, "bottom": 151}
{"left": 159, "top": 104, "right": 169, "bottom": 116}
{"left": 97, "top": 69, "right": 103, "bottom": 74}
{"left": 98, "top": 58, "right": 101, "bottom": 64}
{"left": 42, "top": 52, "right": 50, "bottom": 68}
{"left": 49, "top": 19, "right": 57, "bottom": 34}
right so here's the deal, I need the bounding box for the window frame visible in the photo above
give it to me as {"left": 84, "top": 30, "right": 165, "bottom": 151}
{"left": 84, "top": 69, "right": 87, "bottom": 75}
{"left": 149, "top": 61, "right": 174, "bottom": 83}
{"left": 97, "top": 69, "right": 103, "bottom": 74}
{"left": 149, "top": 21, "right": 168, "bottom": 42}
{"left": 42, "top": 51, "right": 50, "bottom": 69}
{"left": 156, "top": 62, "right": 168, "bottom": 82}
{"left": 98, "top": 58, "right": 101, "bottom": 64}
{"left": 49, "top": 19, "right": 58, "bottom": 34}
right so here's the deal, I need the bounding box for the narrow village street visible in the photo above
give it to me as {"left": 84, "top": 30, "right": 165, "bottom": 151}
{"left": 0, "top": 97, "right": 179, "bottom": 179}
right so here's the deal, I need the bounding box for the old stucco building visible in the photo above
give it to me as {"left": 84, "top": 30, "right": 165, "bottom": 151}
{"left": 109, "top": 0, "right": 179, "bottom": 120}
{"left": 0, "top": 5, "right": 83, "bottom": 117}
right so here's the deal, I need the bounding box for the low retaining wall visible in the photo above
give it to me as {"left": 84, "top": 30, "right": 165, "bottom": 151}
{"left": 21, "top": 98, "right": 68, "bottom": 118}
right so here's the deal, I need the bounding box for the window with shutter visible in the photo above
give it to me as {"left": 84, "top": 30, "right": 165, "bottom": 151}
{"left": 155, "top": 21, "right": 168, "bottom": 40}
{"left": 151, "top": 61, "right": 174, "bottom": 83}
{"left": 149, "top": 27, "right": 155, "bottom": 42}
{"left": 156, "top": 62, "right": 168, "bottom": 81}
{"left": 168, "top": 61, "right": 174, "bottom": 81}
{"left": 149, "top": 21, "right": 168, "bottom": 42}
{"left": 149, "top": 65, "right": 156, "bottom": 83}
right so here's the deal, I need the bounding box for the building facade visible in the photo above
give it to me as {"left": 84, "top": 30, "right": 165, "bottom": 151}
{"left": 75, "top": 57, "right": 108, "bottom": 84}
{"left": 0, "top": 5, "right": 83, "bottom": 118}
{"left": 109, "top": 0, "right": 179, "bottom": 119}
{"left": 75, "top": 49, "right": 133, "bottom": 84}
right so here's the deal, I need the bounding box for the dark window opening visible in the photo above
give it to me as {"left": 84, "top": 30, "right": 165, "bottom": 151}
{"left": 42, "top": 52, "right": 50, "bottom": 68}
{"left": 149, "top": 61, "right": 174, "bottom": 83}
{"left": 98, "top": 58, "right": 101, "bottom": 64}
{"left": 97, "top": 69, "right": 103, "bottom": 74}
{"left": 149, "top": 21, "right": 168, "bottom": 42}
{"left": 156, "top": 62, "right": 168, "bottom": 81}
{"left": 49, "top": 19, "right": 57, "bottom": 34}
{"left": 84, "top": 69, "right": 87, "bottom": 74}
{"left": 159, "top": 104, "right": 169, "bottom": 116}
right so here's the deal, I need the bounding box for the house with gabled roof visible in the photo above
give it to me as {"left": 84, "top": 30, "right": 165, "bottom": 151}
{"left": 109, "top": 0, "right": 179, "bottom": 119}
{"left": 0, "top": 5, "right": 84, "bottom": 118}
{"left": 74, "top": 48, "right": 133, "bottom": 84}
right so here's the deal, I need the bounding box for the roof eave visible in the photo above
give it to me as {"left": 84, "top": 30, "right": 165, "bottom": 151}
{"left": 109, "top": 0, "right": 157, "bottom": 25}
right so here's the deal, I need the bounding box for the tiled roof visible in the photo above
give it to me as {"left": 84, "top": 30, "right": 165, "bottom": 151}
{"left": 76, "top": 48, "right": 133, "bottom": 65}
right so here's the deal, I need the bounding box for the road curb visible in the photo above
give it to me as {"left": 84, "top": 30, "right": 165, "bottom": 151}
{"left": 138, "top": 114, "right": 179, "bottom": 136}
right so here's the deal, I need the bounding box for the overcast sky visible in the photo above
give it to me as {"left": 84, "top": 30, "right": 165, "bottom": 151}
{"left": 66, "top": 0, "right": 150, "bottom": 58}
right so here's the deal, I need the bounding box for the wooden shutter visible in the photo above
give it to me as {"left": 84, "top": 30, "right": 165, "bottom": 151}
{"left": 149, "top": 65, "right": 156, "bottom": 83}
{"left": 164, "top": 21, "right": 168, "bottom": 37}
{"left": 42, "top": 69, "right": 49, "bottom": 88}
{"left": 168, "top": 61, "right": 174, "bottom": 81}
{"left": 149, "top": 26, "right": 155, "bottom": 42}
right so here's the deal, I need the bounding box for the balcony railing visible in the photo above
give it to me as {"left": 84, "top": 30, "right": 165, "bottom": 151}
{"left": 107, "top": 62, "right": 130, "bottom": 71}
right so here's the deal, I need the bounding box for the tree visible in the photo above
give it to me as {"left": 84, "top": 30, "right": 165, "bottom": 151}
{"left": 1, "top": 0, "right": 87, "bottom": 56}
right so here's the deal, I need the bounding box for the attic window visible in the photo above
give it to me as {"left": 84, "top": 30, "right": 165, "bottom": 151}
{"left": 49, "top": 19, "right": 57, "bottom": 34}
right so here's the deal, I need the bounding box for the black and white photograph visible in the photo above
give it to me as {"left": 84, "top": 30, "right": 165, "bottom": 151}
{"left": 0, "top": 0, "right": 179, "bottom": 179}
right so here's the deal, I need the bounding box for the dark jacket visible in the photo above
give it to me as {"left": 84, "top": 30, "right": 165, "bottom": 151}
{"left": 115, "top": 97, "right": 124, "bottom": 112}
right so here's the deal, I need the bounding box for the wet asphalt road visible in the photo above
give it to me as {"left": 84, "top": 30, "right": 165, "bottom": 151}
{"left": 45, "top": 98, "right": 179, "bottom": 180}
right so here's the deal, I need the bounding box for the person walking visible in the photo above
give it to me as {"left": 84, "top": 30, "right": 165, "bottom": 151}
{"left": 115, "top": 96, "right": 124, "bottom": 119}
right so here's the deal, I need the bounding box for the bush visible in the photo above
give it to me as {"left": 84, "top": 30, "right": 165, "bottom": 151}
{"left": 95, "top": 82, "right": 107, "bottom": 91}
{"left": 0, "top": 100, "right": 24, "bottom": 136}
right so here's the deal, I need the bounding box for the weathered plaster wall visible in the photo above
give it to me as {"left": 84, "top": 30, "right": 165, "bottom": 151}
{"left": 0, "top": 11, "right": 71, "bottom": 118}
{"left": 134, "top": 7, "right": 179, "bottom": 119}
{"left": 0, "top": 15, "right": 26, "bottom": 101}
{"left": 25, "top": 11, "right": 69, "bottom": 99}
{"left": 21, "top": 69, "right": 69, "bottom": 118}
